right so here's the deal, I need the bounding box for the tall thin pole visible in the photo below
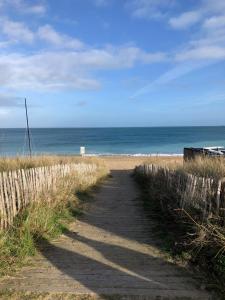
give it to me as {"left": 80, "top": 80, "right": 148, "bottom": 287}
{"left": 25, "top": 98, "right": 32, "bottom": 157}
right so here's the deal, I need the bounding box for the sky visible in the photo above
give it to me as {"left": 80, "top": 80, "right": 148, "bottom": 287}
{"left": 0, "top": 0, "right": 225, "bottom": 128}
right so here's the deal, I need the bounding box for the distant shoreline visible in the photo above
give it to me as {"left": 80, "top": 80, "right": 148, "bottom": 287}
{"left": 85, "top": 153, "right": 184, "bottom": 157}
{"left": 0, "top": 153, "right": 184, "bottom": 158}
{"left": 0, "top": 125, "right": 225, "bottom": 129}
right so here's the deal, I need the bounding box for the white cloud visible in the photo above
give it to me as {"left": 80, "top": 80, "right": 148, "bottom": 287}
{"left": 0, "top": 52, "right": 100, "bottom": 90}
{"left": 0, "top": 46, "right": 166, "bottom": 92}
{"left": 1, "top": 0, "right": 224, "bottom": 98}
{"left": 82, "top": 46, "right": 167, "bottom": 68}
{"left": 92, "top": 0, "right": 110, "bottom": 7}
{"left": 169, "top": 0, "right": 225, "bottom": 30}
{"left": 1, "top": 0, "right": 46, "bottom": 15}
{"left": 203, "top": 15, "right": 225, "bottom": 29}
{"left": 0, "top": 13, "right": 167, "bottom": 93}
{"left": 1, "top": 19, "right": 35, "bottom": 43}
{"left": 169, "top": 11, "right": 201, "bottom": 29}
{"left": 167, "top": 0, "right": 225, "bottom": 63}
{"left": 0, "top": 94, "right": 23, "bottom": 107}
{"left": 130, "top": 0, "right": 225, "bottom": 98}
{"left": 37, "top": 25, "right": 84, "bottom": 49}
{"left": 23, "top": 3, "right": 46, "bottom": 15}
{"left": 126, "top": 0, "right": 175, "bottom": 20}
{"left": 203, "top": 0, "right": 225, "bottom": 14}
{"left": 0, "top": 20, "right": 83, "bottom": 49}
{"left": 124, "top": 0, "right": 225, "bottom": 99}
{"left": 0, "top": 40, "right": 14, "bottom": 48}
{"left": 0, "top": 108, "right": 9, "bottom": 116}
{"left": 176, "top": 46, "right": 225, "bottom": 61}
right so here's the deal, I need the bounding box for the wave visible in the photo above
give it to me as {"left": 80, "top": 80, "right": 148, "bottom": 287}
{"left": 84, "top": 153, "right": 183, "bottom": 157}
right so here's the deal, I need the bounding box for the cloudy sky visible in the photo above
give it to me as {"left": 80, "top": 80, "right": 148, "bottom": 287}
{"left": 0, "top": 0, "right": 225, "bottom": 127}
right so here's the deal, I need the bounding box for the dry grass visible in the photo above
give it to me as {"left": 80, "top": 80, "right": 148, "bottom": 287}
{"left": 0, "top": 155, "right": 104, "bottom": 172}
{"left": 144, "top": 156, "right": 183, "bottom": 169}
{"left": 144, "top": 156, "right": 225, "bottom": 180}
{"left": 182, "top": 156, "right": 225, "bottom": 180}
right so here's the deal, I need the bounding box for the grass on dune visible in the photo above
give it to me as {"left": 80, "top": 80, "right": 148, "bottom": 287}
{"left": 144, "top": 155, "right": 225, "bottom": 179}
{"left": 0, "top": 155, "right": 104, "bottom": 172}
{"left": 182, "top": 156, "right": 225, "bottom": 180}
{"left": 144, "top": 156, "right": 183, "bottom": 169}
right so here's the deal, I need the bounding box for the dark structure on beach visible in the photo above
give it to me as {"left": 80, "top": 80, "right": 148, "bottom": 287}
{"left": 184, "top": 146, "right": 225, "bottom": 160}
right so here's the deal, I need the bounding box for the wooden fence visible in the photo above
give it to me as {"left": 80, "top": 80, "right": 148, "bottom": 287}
{"left": 135, "top": 164, "right": 225, "bottom": 220}
{"left": 0, "top": 163, "right": 97, "bottom": 230}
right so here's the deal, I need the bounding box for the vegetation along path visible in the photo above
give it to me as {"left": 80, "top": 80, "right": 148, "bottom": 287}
{"left": 0, "top": 159, "right": 212, "bottom": 299}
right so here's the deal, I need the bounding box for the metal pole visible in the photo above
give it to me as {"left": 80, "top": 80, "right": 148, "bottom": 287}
{"left": 25, "top": 98, "right": 32, "bottom": 157}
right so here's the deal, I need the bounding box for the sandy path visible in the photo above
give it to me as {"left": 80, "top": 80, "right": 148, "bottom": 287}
{"left": 0, "top": 159, "right": 212, "bottom": 299}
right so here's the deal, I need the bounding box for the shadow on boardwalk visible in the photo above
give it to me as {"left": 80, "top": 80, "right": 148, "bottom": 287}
{"left": 0, "top": 169, "right": 213, "bottom": 299}
{"left": 38, "top": 234, "right": 180, "bottom": 293}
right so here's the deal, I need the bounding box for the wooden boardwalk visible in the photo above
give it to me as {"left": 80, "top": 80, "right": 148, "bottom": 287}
{"left": 0, "top": 164, "right": 212, "bottom": 299}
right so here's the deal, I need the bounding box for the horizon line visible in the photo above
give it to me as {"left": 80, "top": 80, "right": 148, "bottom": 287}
{"left": 0, "top": 125, "right": 225, "bottom": 129}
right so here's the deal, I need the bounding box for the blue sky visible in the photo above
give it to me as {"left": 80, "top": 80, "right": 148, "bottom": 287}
{"left": 0, "top": 0, "right": 225, "bottom": 127}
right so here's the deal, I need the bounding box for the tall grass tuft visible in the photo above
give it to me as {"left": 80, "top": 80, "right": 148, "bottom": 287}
{"left": 0, "top": 155, "right": 104, "bottom": 172}
{"left": 144, "top": 156, "right": 183, "bottom": 169}
{"left": 182, "top": 156, "right": 225, "bottom": 180}
{"left": 144, "top": 156, "right": 225, "bottom": 179}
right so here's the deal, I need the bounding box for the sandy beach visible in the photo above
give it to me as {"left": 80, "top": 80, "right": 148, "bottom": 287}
{"left": 97, "top": 156, "right": 183, "bottom": 170}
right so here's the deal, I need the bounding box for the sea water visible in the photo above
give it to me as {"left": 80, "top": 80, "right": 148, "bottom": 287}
{"left": 0, "top": 127, "right": 225, "bottom": 156}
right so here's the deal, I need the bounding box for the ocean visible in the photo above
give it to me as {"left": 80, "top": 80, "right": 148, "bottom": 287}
{"left": 0, "top": 127, "right": 225, "bottom": 156}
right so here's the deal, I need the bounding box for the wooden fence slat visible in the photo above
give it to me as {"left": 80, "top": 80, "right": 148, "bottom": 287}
{"left": 2, "top": 172, "right": 11, "bottom": 226}
{"left": 0, "top": 173, "right": 7, "bottom": 229}
{"left": 8, "top": 171, "right": 17, "bottom": 218}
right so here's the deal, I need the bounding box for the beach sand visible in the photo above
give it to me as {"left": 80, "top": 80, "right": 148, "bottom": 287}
{"left": 97, "top": 155, "right": 183, "bottom": 170}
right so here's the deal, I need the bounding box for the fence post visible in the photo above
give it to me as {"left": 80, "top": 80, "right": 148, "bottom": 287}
{"left": 219, "top": 178, "right": 225, "bottom": 219}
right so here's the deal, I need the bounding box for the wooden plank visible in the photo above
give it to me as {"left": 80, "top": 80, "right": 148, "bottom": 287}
{"left": 8, "top": 171, "right": 17, "bottom": 219}
{"left": 0, "top": 173, "right": 7, "bottom": 229}
{"left": 2, "top": 172, "right": 12, "bottom": 227}
{"left": 14, "top": 170, "right": 21, "bottom": 212}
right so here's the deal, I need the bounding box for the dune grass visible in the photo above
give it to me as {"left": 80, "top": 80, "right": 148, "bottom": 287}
{"left": 144, "top": 156, "right": 183, "bottom": 169}
{"left": 0, "top": 155, "right": 104, "bottom": 172}
{"left": 0, "top": 157, "right": 108, "bottom": 276}
{"left": 144, "top": 155, "right": 225, "bottom": 179}
{"left": 182, "top": 156, "right": 225, "bottom": 180}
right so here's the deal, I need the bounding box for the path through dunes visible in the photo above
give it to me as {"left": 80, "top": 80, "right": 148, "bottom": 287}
{"left": 0, "top": 160, "right": 212, "bottom": 299}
